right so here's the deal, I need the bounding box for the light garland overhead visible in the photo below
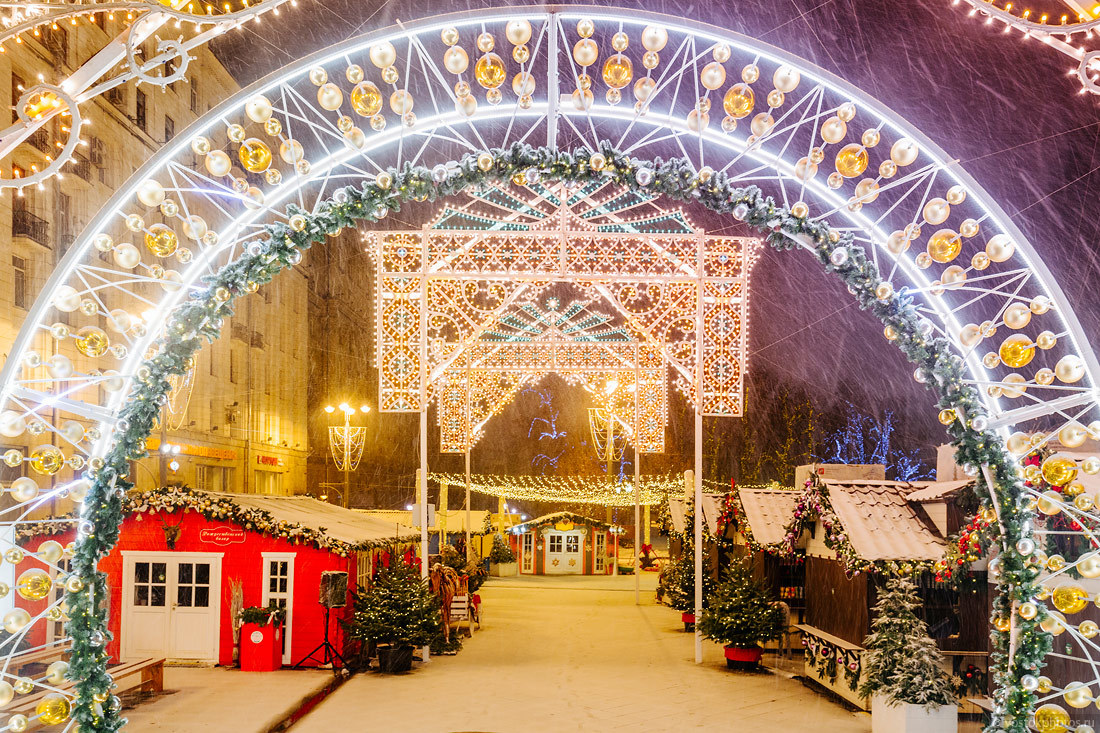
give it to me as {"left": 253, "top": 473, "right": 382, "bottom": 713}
{"left": 950, "top": 0, "right": 1100, "bottom": 95}
{"left": 430, "top": 472, "right": 675, "bottom": 507}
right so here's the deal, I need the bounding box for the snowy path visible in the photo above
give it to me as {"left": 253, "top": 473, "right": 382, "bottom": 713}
{"left": 293, "top": 574, "right": 873, "bottom": 733}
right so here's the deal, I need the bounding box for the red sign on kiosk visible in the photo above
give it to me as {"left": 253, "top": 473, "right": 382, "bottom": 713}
{"left": 199, "top": 526, "right": 246, "bottom": 545}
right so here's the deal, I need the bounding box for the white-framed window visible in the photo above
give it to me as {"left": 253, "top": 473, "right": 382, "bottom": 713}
{"left": 261, "top": 553, "right": 295, "bottom": 665}
{"left": 196, "top": 465, "right": 234, "bottom": 493}
{"left": 548, "top": 535, "right": 562, "bottom": 553}
{"left": 255, "top": 469, "right": 282, "bottom": 495}
{"left": 356, "top": 553, "right": 371, "bottom": 588}
{"left": 565, "top": 535, "right": 579, "bottom": 554}
{"left": 594, "top": 532, "right": 606, "bottom": 573}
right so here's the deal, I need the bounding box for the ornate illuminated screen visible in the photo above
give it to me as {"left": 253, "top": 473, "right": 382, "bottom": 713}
{"left": 370, "top": 181, "right": 761, "bottom": 450}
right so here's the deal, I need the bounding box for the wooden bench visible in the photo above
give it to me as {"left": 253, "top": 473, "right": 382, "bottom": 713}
{"left": 7, "top": 658, "right": 164, "bottom": 730}
{"left": 4, "top": 640, "right": 71, "bottom": 677}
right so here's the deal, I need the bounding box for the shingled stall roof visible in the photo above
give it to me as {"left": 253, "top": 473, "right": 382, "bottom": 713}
{"left": 823, "top": 479, "right": 948, "bottom": 561}
{"left": 738, "top": 489, "right": 800, "bottom": 546}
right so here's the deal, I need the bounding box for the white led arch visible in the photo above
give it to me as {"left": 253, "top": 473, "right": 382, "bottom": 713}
{"left": 0, "top": 7, "right": 1097, "bottom": 731}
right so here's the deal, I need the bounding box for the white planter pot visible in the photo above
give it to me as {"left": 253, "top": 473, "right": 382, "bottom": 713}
{"left": 490, "top": 562, "right": 517, "bottom": 577}
{"left": 871, "top": 695, "right": 957, "bottom": 733}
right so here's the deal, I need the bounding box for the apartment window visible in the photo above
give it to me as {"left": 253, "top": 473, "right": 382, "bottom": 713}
{"left": 164, "top": 115, "right": 175, "bottom": 142}
{"left": 56, "top": 193, "right": 72, "bottom": 252}
{"left": 190, "top": 83, "right": 199, "bottom": 114}
{"left": 254, "top": 470, "right": 282, "bottom": 496}
{"left": 208, "top": 346, "right": 217, "bottom": 377}
{"left": 229, "top": 349, "right": 238, "bottom": 384}
{"left": 105, "top": 86, "right": 124, "bottom": 109}
{"left": 135, "top": 89, "right": 147, "bottom": 131}
{"left": 11, "top": 75, "right": 23, "bottom": 120}
{"left": 12, "top": 256, "right": 27, "bottom": 309}
{"left": 196, "top": 465, "right": 234, "bottom": 493}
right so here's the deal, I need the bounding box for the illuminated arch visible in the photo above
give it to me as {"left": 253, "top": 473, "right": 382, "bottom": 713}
{"left": 0, "top": 8, "right": 1096, "bottom": 731}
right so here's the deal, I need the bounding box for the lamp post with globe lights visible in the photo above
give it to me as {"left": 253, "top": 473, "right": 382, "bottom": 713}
{"left": 324, "top": 402, "right": 370, "bottom": 508}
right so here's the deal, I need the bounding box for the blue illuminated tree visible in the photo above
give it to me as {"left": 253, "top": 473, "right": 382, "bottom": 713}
{"left": 814, "top": 406, "right": 933, "bottom": 481}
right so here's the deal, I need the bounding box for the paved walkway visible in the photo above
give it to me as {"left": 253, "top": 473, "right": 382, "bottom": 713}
{"left": 295, "top": 574, "right": 872, "bottom": 732}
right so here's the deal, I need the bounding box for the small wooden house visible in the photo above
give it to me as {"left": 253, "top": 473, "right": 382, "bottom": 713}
{"left": 731, "top": 468, "right": 987, "bottom": 710}
{"left": 21, "top": 487, "right": 416, "bottom": 668}
{"left": 511, "top": 512, "right": 616, "bottom": 575}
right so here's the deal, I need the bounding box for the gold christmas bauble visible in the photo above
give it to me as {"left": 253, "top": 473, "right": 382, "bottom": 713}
{"left": 820, "top": 116, "right": 846, "bottom": 144}
{"left": 317, "top": 83, "right": 343, "bottom": 111}
{"left": 834, "top": 144, "right": 868, "bottom": 178}
{"left": 926, "top": 229, "right": 961, "bottom": 263}
{"left": 1080, "top": 620, "right": 1100, "bottom": 637}
{"left": 937, "top": 408, "right": 956, "bottom": 425}
{"left": 603, "top": 54, "right": 633, "bottom": 90}
{"left": 1003, "top": 302, "right": 1031, "bottom": 330}
{"left": 750, "top": 112, "right": 773, "bottom": 137}
{"left": 369, "top": 42, "right": 396, "bottom": 69}
{"left": 1079, "top": 553, "right": 1100, "bottom": 579}
{"left": 15, "top": 569, "right": 50, "bottom": 601}
{"left": 389, "top": 90, "right": 413, "bottom": 115}
{"left": 722, "top": 84, "right": 754, "bottom": 119}
{"left": 351, "top": 82, "right": 383, "bottom": 117}
{"left": 1042, "top": 454, "right": 1078, "bottom": 486}
{"left": 505, "top": 20, "right": 532, "bottom": 46}
{"left": 1056, "top": 355, "right": 1086, "bottom": 384}
{"left": 1018, "top": 602, "right": 1038, "bottom": 620}
{"left": 890, "top": 138, "right": 919, "bottom": 166}
{"left": 475, "top": 53, "right": 507, "bottom": 89}
{"left": 1040, "top": 610, "right": 1066, "bottom": 635}
{"left": 986, "top": 233, "right": 1015, "bottom": 262}
{"left": 772, "top": 65, "right": 800, "bottom": 92}
{"left": 998, "top": 334, "right": 1035, "bottom": 369}
{"left": 572, "top": 38, "right": 598, "bottom": 67}
{"left": 35, "top": 694, "right": 70, "bottom": 725}
{"left": 1053, "top": 585, "right": 1089, "bottom": 614}
{"left": 699, "top": 61, "right": 725, "bottom": 91}
{"left": 1037, "top": 490, "right": 1063, "bottom": 515}
{"left": 512, "top": 72, "right": 535, "bottom": 97}
{"left": 922, "top": 197, "right": 950, "bottom": 225}
{"left": 1063, "top": 681, "right": 1094, "bottom": 709}
{"left": 144, "top": 224, "right": 178, "bottom": 257}
{"left": 237, "top": 139, "right": 272, "bottom": 173}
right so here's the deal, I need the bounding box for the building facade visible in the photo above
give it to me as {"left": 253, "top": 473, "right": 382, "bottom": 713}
{"left": 0, "top": 17, "right": 310, "bottom": 500}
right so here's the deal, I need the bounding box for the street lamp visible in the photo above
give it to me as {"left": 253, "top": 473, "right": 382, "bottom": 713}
{"left": 324, "top": 402, "right": 370, "bottom": 508}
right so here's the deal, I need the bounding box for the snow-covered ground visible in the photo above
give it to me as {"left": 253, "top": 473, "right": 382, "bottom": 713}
{"left": 294, "top": 573, "right": 873, "bottom": 732}
{"left": 123, "top": 666, "right": 332, "bottom": 732}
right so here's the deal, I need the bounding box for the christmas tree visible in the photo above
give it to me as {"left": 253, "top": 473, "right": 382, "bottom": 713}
{"left": 347, "top": 555, "right": 440, "bottom": 649}
{"left": 698, "top": 560, "right": 783, "bottom": 648}
{"left": 859, "top": 576, "right": 956, "bottom": 708}
{"left": 489, "top": 533, "right": 516, "bottom": 563}
{"left": 661, "top": 544, "right": 717, "bottom": 613}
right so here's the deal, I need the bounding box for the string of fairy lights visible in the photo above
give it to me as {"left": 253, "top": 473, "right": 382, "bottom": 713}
{"left": 429, "top": 472, "right": 675, "bottom": 507}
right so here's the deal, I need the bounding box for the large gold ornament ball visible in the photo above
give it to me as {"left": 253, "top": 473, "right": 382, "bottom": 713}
{"left": 475, "top": 53, "right": 507, "bottom": 89}
{"left": 699, "top": 61, "right": 725, "bottom": 91}
{"left": 389, "top": 90, "right": 414, "bottom": 115}
{"left": 834, "top": 144, "right": 868, "bottom": 178}
{"left": 237, "top": 139, "right": 272, "bottom": 173}
{"left": 922, "top": 197, "right": 950, "bottom": 225}
{"left": 443, "top": 47, "right": 469, "bottom": 75}
{"left": 1042, "top": 454, "right": 1079, "bottom": 486}
{"left": 820, "top": 116, "right": 846, "bottom": 144}
{"left": 1053, "top": 584, "right": 1090, "bottom": 614}
{"left": 369, "top": 41, "right": 396, "bottom": 69}
{"left": 204, "top": 149, "right": 232, "bottom": 177}
{"left": 722, "top": 84, "right": 754, "bottom": 119}
{"left": 641, "top": 26, "right": 668, "bottom": 52}
{"left": 890, "top": 138, "right": 919, "bottom": 166}
{"left": 1018, "top": 602, "right": 1038, "bottom": 620}
{"left": 476, "top": 153, "right": 494, "bottom": 172}
{"left": 1078, "top": 553, "right": 1100, "bottom": 579}
{"left": 937, "top": 408, "right": 956, "bottom": 425}
{"left": 351, "top": 82, "right": 384, "bottom": 117}
{"left": 244, "top": 94, "right": 273, "bottom": 123}
{"left": 926, "top": 229, "right": 961, "bottom": 264}
{"left": 603, "top": 54, "right": 633, "bottom": 90}
{"left": 2, "top": 608, "right": 30, "bottom": 634}
{"left": 572, "top": 38, "right": 598, "bottom": 67}
{"left": 998, "top": 333, "right": 1035, "bottom": 369}
{"left": 1040, "top": 610, "right": 1067, "bottom": 635}
{"left": 144, "top": 223, "right": 179, "bottom": 258}
{"left": 772, "top": 65, "right": 800, "bottom": 93}
{"left": 1080, "top": 620, "right": 1100, "bottom": 638}
{"left": 317, "top": 83, "right": 343, "bottom": 111}
{"left": 1036, "top": 490, "right": 1063, "bottom": 515}
{"left": 1003, "top": 302, "right": 1031, "bottom": 330}
{"left": 35, "top": 694, "right": 71, "bottom": 725}
{"left": 15, "top": 569, "right": 51, "bottom": 601}
{"left": 512, "top": 72, "right": 535, "bottom": 97}
{"left": 506, "top": 20, "right": 532, "bottom": 46}
{"left": 1063, "top": 681, "right": 1094, "bottom": 709}
{"left": 985, "top": 233, "right": 1015, "bottom": 262}
{"left": 1056, "top": 355, "right": 1086, "bottom": 384}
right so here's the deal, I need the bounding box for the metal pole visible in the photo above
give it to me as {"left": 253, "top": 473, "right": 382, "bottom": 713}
{"left": 465, "top": 447, "right": 472, "bottom": 563}
{"left": 607, "top": 411, "right": 617, "bottom": 576}
{"left": 343, "top": 411, "right": 351, "bottom": 508}
{"left": 694, "top": 232, "right": 703, "bottom": 665}
{"left": 634, "top": 445, "right": 640, "bottom": 605}
{"left": 419, "top": 229, "right": 430, "bottom": 664}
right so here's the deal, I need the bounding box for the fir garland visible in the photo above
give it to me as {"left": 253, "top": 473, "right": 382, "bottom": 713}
{"left": 67, "top": 141, "right": 1042, "bottom": 732}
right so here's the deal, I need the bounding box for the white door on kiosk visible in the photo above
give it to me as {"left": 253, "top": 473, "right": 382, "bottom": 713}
{"left": 122, "top": 552, "right": 222, "bottom": 662}
{"left": 544, "top": 531, "right": 584, "bottom": 575}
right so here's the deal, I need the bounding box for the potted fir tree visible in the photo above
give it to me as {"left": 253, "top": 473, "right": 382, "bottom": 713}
{"left": 238, "top": 603, "right": 285, "bottom": 671}
{"left": 698, "top": 561, "right": 783, "bottom": 669}
{"left": 859, "top": 576, "right": 958, "bottom": 733}
{"left": 488, "top": 533, "right": 518, "bottom": 577}
{"left": 347, "top": 558, "right": 441, "bottom": 674}
{"left": 660, "top": 548, "right": 716, "bottom": 631}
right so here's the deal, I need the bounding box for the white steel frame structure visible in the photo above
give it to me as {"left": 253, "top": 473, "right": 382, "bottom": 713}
{"left": 0, "top": 7, "right": 1096, "bottom": 729}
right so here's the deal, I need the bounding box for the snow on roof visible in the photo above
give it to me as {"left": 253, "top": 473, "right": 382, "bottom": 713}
{"left": 822, "top": 480, "right": 945, "bottom": 561}
{"left": 667, "top": 494, "right": 725, "bottom": 534}
{"left": 514, "top": 511, "right": 610, "bottom": 531}
{"left": 354, "top": 509, "right": 492, "bottom": 534}
{"left": 906, "top": 479, "right": 974, "bottom": 503}
{"left": 738, "top": 489, "right": 800, "bottom": 546}
{"left": 222, "top": 493, "right": 415, "bottom": 545}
